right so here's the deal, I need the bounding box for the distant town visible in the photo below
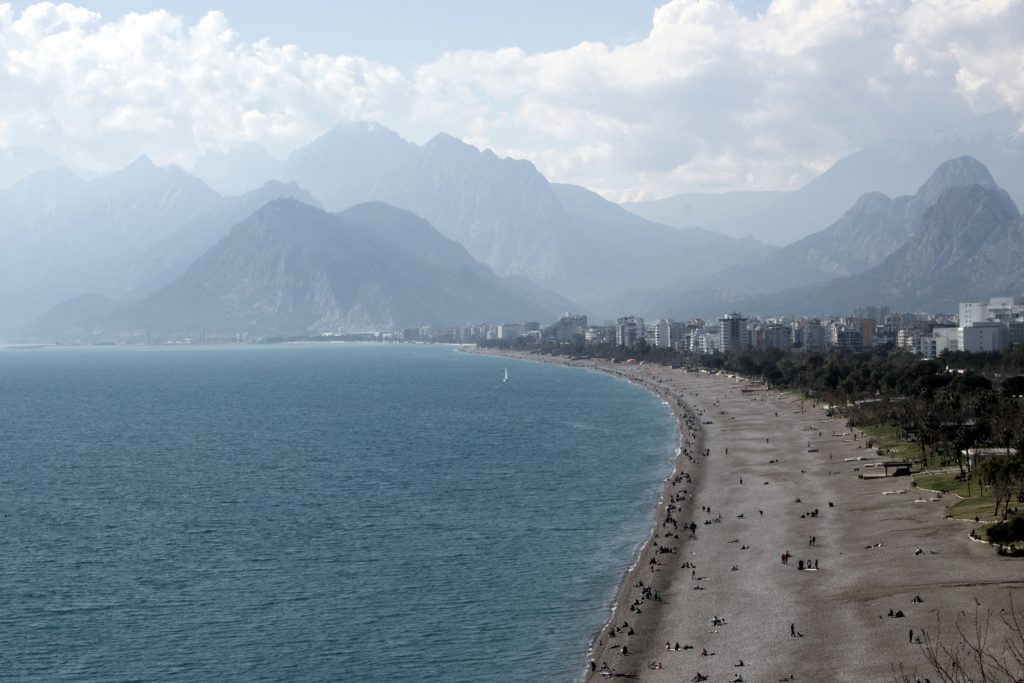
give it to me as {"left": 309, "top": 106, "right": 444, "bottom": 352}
{"left": 379, "top": 295, "right": 1021, "bottom": 358}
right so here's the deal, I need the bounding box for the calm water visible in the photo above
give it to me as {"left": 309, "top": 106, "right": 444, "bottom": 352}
{"left": 0, "top": 344, "right": 676, "bottom": 682}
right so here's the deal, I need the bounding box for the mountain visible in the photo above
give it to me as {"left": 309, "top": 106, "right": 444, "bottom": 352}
{"left": 0, "top": 146, "right": 66, "bottom": 190}
{"left": 647, "top": 157, "right": 1015, "bottom": 321}
{"left": 191, "top": 143, "right": 285, "bottom": 195}
{"left": 91, "top": 200, "right": 562, "bottom": 340}
{"left": 200, "top": 122, "right": 771, "bottom": 317}
{"left": 193, "top": 121, "right": 770, "bottom": 317}
{"left": 286, "top": 120, "right": 417, "bottom": 211}
{"left": 624, "top": 135, "right": 1024, "bottom": 246}
{"left": 128, "top": 180, "right": 322, "bottom": 296}
{"left": 0, "top": 157, "right": 223, "bottom": 331}
{"left": 645, "top": 156, "right": 1005, "bottom": 319}
{"left": 17, "top": 293, "right": 119, "bottom": 342}
{"left": 0, "top": 158, "right": 328, "bottom": 335}
{"left": 767, "top": 184, "right": 1022, "bottom": 315}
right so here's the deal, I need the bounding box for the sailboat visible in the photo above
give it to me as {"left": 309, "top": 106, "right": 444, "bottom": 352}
{"left": 503, "top": 367, "right": 509, "bottom": 383}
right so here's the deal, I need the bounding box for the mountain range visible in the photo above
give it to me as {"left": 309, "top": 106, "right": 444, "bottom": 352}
{"left": 0, "top": 159, "right": 316, "bottom": 333}
{"left": 34, "top": 200, "right": 561, "bottom": 341}
{"left": 650, "top": 156, "right": 1023, "bottom": 320}
{"left": 624, "top": 135, "right": 1024, "bottom": 246}
{"left": 761, "top": 184, "right": 1023, "bottom": 315}
{"left": 190, "top": 122, "right": 770, "bottom": 314}
{"left": 3, "top": 117, "right": 1023, "bottom": 343}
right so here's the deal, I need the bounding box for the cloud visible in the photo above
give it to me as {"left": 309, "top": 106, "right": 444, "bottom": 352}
{"left": 0, "top": 3, "right": 406, "bottom": 167}
{"left": 413, "top": 0, "right": 1024, "bottom": 199}
{"left": 0, "top": 1, "right": 1021, "bottom": 197}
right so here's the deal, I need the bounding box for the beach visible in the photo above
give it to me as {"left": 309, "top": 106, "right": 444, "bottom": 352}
{"left": 473, "top": 349, "right": 1024, "bottom": 682}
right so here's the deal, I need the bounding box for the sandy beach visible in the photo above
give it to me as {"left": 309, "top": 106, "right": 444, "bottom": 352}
{"left": 473, "top": 348, "right": 1024, "bottom": 682}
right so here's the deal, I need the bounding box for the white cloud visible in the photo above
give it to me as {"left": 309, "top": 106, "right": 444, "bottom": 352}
{"left": 0, "top": 2, "right": 406, "bottom": 168}
{"left": 0, "top": 1, "right": 1021, "bottom": 196}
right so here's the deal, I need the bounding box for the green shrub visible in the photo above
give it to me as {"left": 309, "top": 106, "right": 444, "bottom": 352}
{"left": 985, "top": 516, "right": 1024, "bottom": 545}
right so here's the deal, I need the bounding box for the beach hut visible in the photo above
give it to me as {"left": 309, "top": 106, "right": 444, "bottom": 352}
{"left": 881, "top": 460, "right": 913, "bottom": 477}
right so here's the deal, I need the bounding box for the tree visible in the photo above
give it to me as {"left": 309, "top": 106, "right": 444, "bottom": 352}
{"left": 978, "top": 456, "right": 1022, "bottom": 519}
{"left": 1002, "top": 376, "right": 1024, "bottom": 398}
{"left": 892, "top": 596, "right": 1024, "bottom": 683}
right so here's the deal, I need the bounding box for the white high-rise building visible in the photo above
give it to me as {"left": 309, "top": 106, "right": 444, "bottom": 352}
{"left": 718, "top": 313, "right": 750, "bottom": 353}
{"left": 615, "top": 316, "right": 645, "bottom": 347}
{"left": 651, "top": 319, "right": 673, "bottom": 348}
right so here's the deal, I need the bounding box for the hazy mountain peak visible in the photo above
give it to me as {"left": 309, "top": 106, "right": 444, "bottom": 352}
{"left": 249, "top": 195, "right": 316, "bottom": 222}
{"left": 915, "top": 155, "right": 997, "bottom": 206}
{"left": 316, "top": 119, "right": 410, "bottom": 148}
{"left": 234, "top": 179, "right": 321, "bottom": 208}
{"left": 5, "top": 165, "right": 84, "bottom": 193}
{"left": 423, "top": 133, "right": 481, "bottom": 160}
{"left": 127, "top": 154, "right": 156, "bottom": 170}
{"left": 89, "top": 197, "right": 560, "bottom": 340}
{"left": 0, "top": 145, "right": 67, "bottom": 190}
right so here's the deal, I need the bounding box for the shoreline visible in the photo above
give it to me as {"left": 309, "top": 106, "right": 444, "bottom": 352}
{"left": 471, "top": 348, "right": 1024, "bottom": 682}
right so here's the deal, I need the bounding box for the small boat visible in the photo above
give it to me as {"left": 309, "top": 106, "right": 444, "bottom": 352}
{"left": 503, "top": 367, "right": 509, "bottom": 383}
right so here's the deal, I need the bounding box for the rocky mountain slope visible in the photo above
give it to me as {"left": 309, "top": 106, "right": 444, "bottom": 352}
{"left": 89, "top": 200, "right": 561, "bottom": 340}
{"left": 650, "top": 157, "right": 1021, "bottom": 319}
{"left": 192, "top": 122, "right": 771, "bottom": 316}
{"left": 0, "top": 161, "right": 318, "bottom": 334}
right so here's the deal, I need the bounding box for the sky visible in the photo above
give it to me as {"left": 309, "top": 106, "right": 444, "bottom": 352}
{"left": 0, "top": 0, "right": 1021, "bottom": 200}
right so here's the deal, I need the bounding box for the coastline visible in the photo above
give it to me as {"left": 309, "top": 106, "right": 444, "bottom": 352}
{"left": 471, "top": 347, "right": 1024, "bottom": 682}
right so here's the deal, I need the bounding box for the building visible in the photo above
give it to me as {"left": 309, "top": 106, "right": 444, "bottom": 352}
{"left": 1010, "top": 322, "right": 1024, "bottom": 346}
{"left": 801, "top": 320, "right": 827, "bottom": 353}
{"left": 719, "top": 312, "right": 750, "bottom": 353}
{"left": 964, "top": 448, "right": 1019, "bottom": 472}
{"left": 854, "top": 305, "right": 891, "bottom": 324}
{"left": 959, "top": 321, "right": 1010, "bottom": 353}
{"left": 757, "top": 323, "right": 792, "bottom": 351}
{"left": 542, "top": 314, "right": 587, "bottom": 343}
{"left": 834, "top": 329, "right": 863, "bottom": 353}
{"left": 853, "top": 318, "right": 876, "bottom": 347}
{"left": 615, "top": 316, "right": 645, "bottom": 347}
{"left": 585, "top": 325, "right": 613, "bottom": 345}
{"left": 650, "top": 319, "right": 674, "bottom": 348}
{"left": 497, "top": 323, "right": 527, "bottom": 340}
{"left": 691, "top": 327, "right": 720, "bottom": 354}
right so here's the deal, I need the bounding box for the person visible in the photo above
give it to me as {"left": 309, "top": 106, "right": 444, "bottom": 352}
{"left": 791, "top": 623, "right": 796, "bottom": 637}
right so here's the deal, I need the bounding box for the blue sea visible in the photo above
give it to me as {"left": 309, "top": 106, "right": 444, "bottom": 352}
{"left": 0, "top": 344, "right": 676, "bottom": 681}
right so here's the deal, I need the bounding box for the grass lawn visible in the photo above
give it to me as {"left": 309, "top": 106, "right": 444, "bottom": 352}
{"left": 914, "top": 470, "right": 1001, "bottom": 522}
{"left": 856, "top": 420, "right": 916, "bottom": 458}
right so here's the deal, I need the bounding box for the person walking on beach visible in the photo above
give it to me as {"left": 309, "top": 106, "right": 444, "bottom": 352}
{"left": 790, "top": 623, "right": 796, "bottom": 637}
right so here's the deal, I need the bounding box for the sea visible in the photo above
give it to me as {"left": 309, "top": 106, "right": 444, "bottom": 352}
{"left": 0, "top": 343, "right": 677, "bottom": 682}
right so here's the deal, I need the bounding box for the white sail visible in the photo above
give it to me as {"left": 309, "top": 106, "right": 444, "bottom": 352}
{"left": 503, "top": 367, "right": 509, "bottom": 383}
